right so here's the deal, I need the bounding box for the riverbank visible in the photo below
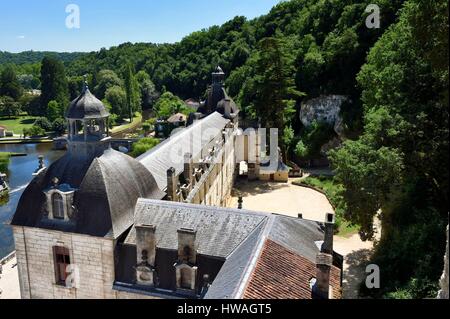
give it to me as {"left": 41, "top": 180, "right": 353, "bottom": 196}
{"left": 0, "top": 137, "right": 53, "bottom": 145}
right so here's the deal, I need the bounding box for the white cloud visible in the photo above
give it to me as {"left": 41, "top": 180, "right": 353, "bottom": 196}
{"left": 17, "top": 35, "right": 26, "bottom": 39}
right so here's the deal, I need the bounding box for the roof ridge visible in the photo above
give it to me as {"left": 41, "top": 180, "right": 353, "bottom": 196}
{"left": 233, "top": 214, "right": 276, "bottom": 298}
{"left": 136, "top": 198, "right": 271, "bottom": 217}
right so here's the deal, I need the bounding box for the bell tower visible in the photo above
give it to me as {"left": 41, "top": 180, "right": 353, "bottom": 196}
{"left": 66, "top": 78, "right": 111, "bottom": 160}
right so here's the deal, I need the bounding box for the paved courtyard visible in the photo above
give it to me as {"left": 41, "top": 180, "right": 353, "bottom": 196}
{"left": 229, "top": 179, "right": 334, "bottom": 222}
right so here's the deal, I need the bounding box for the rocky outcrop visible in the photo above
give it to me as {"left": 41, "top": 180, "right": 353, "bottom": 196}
{"left": 299, "top": 95, "right": 348, "bottom": 138}
{"left": 437, "top": 225, "right": 449, "bottom": 299}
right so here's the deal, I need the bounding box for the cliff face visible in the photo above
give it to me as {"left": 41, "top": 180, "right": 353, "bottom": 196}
{"left": 437, "top": 225, "right": 449, "bottom": 299}
{"left": 299, "top": 95, "right": 348, "bottom": 138}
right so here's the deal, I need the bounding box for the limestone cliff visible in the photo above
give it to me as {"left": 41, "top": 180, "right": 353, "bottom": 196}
{"left": 299, "top": 95, "right": 348, "bottom": 138}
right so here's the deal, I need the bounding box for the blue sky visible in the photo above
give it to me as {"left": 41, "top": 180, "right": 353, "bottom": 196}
{"left": 0, "top": 0, "right": 281, "bottom": 53}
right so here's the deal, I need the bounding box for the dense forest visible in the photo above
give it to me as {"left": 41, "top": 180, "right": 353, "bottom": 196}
{"left": 0, "top": 50, "right": 85, "bottom": 65}
{"left": 0, "top": 0, "right": 448, "bottom": 298}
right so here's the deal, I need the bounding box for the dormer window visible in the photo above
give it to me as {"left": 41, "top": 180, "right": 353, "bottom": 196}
{"left": 52, "top": 193, "right": 65, "bottom": 219}
{"left": 174, "top": 228, "right": 198, "bottom": 294}
{"left": 45, "top": 182, "right": 76, "bottom": 221}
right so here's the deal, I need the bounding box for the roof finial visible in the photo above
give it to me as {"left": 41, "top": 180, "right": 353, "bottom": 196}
{"left": 82, "top": 74, "right": 89, "bottom": 93}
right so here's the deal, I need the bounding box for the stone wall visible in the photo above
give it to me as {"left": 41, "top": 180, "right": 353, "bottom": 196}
{"left": 13, "top": 226, "right": 116, "bottom": 299}
{"left": 189, "top": 133, "right": 236, "bottom": 207}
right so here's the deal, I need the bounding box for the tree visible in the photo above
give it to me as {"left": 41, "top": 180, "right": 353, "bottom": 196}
{"left": 123, "top": 63, "right": 141, "bottom": 122}
{"left": 67, "top": 76, "right": 84, "bottom": 100}
{"left": 104, "top": 86, "right": 127, "bottom": 119}
{"left": 33, "top": 117, "right": 52, "bottom": 131}
{"left": 0, "top": 96, "right": 21, "bottom": 118}
{"left": 52, "top": 118, "right": 66, "bottom": 136}
{"left": 329, "top": 0, "right": 449, "bottom": 298}
{"left": 252, "top": 37, "right": 301, "bottom": 156}
{"left": 94, "top": 70, "right": 122, "bottom": 99}
{"left": 136, "top": 71, "right": 159, "bottom": 110}
{"left": 154, "top": 91, "right": 194, "bottom": 118}
{"left": 0, "top": 65, "right": 23, "bottom": 100}
{"left": 47, "top": 100, "right": 60, "bottom": 122}
{"left": 40, "top": 56, "right": 69, "bottom": 116}
{"left": 23, "top": 125, "right": 45, "bottom": 137}
{"left": 130, "top": 137, "right": 160, "bottom": 158}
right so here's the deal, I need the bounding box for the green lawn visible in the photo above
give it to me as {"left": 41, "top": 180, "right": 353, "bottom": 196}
{"left": 0, "top": 115, "right": 38, "bottom": 135}
{"left": 294, "top": 175, "right": 359, "bottom": 237}
{"left": 111, "top": 114, "right": 142, "bottom": 135}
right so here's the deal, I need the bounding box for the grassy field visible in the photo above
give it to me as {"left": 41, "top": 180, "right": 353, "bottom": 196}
{"left": 294, "top": 175, "right": 359, "bottom": 237}
{"left": 111, "top": 114, "right": 142, "bottom": 135}
{"left": 0, "top": 115, "right": 38, "bottom": 135}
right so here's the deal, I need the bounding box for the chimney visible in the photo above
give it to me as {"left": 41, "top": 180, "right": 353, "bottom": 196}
{"left": 184, "top": 153, "right": 194, "bottom": 189}
{"left": 322, "top": 213, "right": 335, "bottom": 255}
{"left": 177, "top": 228, "right": 197, "bottom": 264}
{"left": 313, "top": 252, "right": 333, "bottom": 299}
{"left": 313, "top": 213, "right": 335, "bottom": 299}
{"left": 135, "top": 224, "right": 157, "bottom": 286}
{"left": 166, "top": 167, "right": 178, "bottom": 201}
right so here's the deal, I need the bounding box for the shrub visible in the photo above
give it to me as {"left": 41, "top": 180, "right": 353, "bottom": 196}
{"left": 130, "top": 137, "right": 160, "bottom": 158}
{"left": 23, "top": 125, "right": 46, "bottom": 137}
{"left": 33, "top": 117, "right": 52, "bottom": 131}
{"left": 108, "top": 113, "right": 119, "bottom": 128}
{"left": 52, "top": 118, "right": 66, "bottom": 135}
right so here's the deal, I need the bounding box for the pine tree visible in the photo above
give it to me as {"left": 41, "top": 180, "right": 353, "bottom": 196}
{"left": 253, "top": 37, "right": 301, "bottom": 156}
{"left": 123, "top": 63, "right": 141, "bottom": 122}
{"left": 40, "top": 56, "right": 69, "bottom": 117}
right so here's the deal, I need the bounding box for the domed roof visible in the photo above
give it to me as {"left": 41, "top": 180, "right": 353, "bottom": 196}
{"left": 11, "top": 149, "right": 164, "bottom": 238}
{"left": 217, "top": 97, "right": 239, "bottom": 120}
{"left": 213, "top": 65, "right": 224, "bottom": 75}
{"left": 66, "top": 83, "right": 109, "bottom": 120}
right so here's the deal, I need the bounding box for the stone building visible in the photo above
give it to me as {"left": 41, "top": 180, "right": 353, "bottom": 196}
{"left": 10, "top": 69, "right": 342, "bottom": 299}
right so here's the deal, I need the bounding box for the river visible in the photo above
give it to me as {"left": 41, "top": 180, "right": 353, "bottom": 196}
{"left": 0, "top": 143, "right": 65, "bottom": 258}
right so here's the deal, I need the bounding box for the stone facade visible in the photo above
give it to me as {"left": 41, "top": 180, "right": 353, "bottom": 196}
{"left": 12, "top": 226, "right": 116, "bottom": 299}
{"left": 12, "top": 225, "right": 165, "bottom": 299}
{"left": 183, "top": 125, "right": 237, "bottom": 207}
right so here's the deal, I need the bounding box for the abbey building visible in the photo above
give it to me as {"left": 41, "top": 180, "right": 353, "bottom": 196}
{"left": 10, "top": 67, "right": 342, "bottom": 299}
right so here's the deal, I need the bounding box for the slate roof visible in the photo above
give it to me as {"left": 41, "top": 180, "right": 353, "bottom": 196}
{"left": 11, "top": 149, "right": 164, "bottom": 238}
{"left": 66, "top": 86, "right": 109, "bottom": 120}
{"left": 124, "top": 199, "right": 268, "bottom": 258}
{"left": 119, "top": 199, "right": 342, "bottom": 299}
{"left": 137, "top": 112, "right": 230, "bottom": 192}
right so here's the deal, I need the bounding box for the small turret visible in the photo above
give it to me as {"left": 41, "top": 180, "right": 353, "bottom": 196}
{"left": 65, "top": 77, "right": 111, "bottom": 159}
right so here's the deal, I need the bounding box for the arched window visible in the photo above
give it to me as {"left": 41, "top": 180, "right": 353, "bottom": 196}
{"left": 52, "top": 193, "right": 65, "bottom": 219}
